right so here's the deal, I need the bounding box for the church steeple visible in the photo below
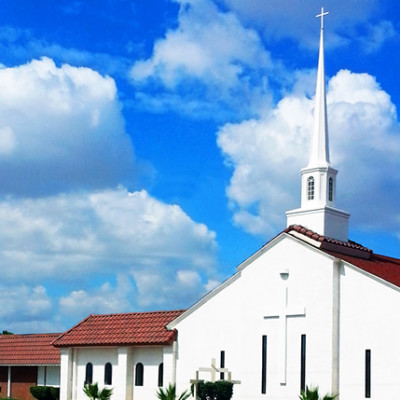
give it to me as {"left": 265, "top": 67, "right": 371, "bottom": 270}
{"left": 286, "top": 8, "right": 350, "bottom": 241}
{"left": 309, "top": 8, "right": 330, "bottom": 168}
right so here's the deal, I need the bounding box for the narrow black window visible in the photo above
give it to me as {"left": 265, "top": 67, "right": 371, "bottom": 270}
{"left": 329, "top": 177, "right": 334, "bottom": 201}
{"left": 85, "top": 362, "right": 93, "bottom": 385}
{"left": 158, "top": 363, "right": 163, "bottom": 387}
{"left": 135, "top": 362, "right": 144, "bottom": 386}
{"left": 104, "top": 362, "right": 112, "bottom": 385}
{"left": 365, "top": 350, "right": 371, "bottom": 398}
{"left": 220, "top": 351, "right": 225, "bottom": 380}
{"left": 300, "top": 335, "right": 306, "bottom": 393}
{"left": 307, "top": 177, "right": 314, "bottom": 200}
{"left": 261, "top": 335, "right": 267, "bottom": 394}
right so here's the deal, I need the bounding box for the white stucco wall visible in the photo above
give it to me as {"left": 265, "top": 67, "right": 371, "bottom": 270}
{"left": 339, "top": 263, "right": 400, "bottom": 400}
{"left": 132, "top": 347, "right": 164, "bottom": 400}
{"left": 59, "top": 345, "right": 168, "bottom": 400}
{"left": 173, "top": 235, "right": 336, "bottom": 400}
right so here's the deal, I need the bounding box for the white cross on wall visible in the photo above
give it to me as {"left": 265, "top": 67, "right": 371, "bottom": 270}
{"left": 316, "top": 7, "right": 329, "bottom": 30}
{"left": 264, "top": 287, "right": 306, "bottom": 385}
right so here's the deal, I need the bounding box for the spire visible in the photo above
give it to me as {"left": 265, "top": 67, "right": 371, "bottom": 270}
{"left": 286, "top": 8, "right": 350, "bottom": 242}
{"left": 308, "top": 7, "right": 330, "bottom": 167}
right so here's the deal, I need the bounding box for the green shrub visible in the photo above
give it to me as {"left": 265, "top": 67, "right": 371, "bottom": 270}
{"left": 30, "top": 386, "right": 59, "bottom": 400}
{"left": 191, "top": 380, "right": 234, "bottom": 400}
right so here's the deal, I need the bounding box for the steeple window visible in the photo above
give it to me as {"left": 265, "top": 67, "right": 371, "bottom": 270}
{"left": 329, "top": 177, "right": 333, "bottom": 202}
{"left": 307, "top": 177, "right": 315, "bottom": 200}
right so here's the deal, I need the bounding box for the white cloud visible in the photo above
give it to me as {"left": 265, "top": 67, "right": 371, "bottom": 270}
{"left": 0, "top": 285, "right": 51, "bottom": 323}
{"left": 0, "top": 187, "right": 217, "bottom": 281}
{"left": 360, "top": 20, "right": 397, "bottom": 54}
{"left": 59, "top": 275, "right": 134, "bottom": 319}
{"left": 0, "top": 187, "right": 218, "bottom": 328}
{"left": 0, "top": 57, "right": 134, "bottom": 196}
{"left": 218, "top": 69, "right": 400, "bottom": 236}
{"left": 130, "top": 0, "right": 274, "bottom": 118}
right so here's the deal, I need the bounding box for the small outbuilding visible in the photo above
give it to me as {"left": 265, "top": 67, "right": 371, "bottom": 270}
{"left": 0, "top": 333, "right": 61, "bottom": 400}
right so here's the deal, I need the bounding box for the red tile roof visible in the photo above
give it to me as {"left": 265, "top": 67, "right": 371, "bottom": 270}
{"left": 285, "top": 225, "right": 400, "bottom": 287}
{"left": 53, "top": 310, "right": 185, "bottom": 347}
{"left": 0, "top": 333, "right": 61, "bottom": 366}
{"left": 326, "top": 251, "right": 400, "bottom": 287}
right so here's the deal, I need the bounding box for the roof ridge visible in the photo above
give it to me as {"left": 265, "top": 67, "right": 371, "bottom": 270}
{"left": 87, "top": 309, "right": 186, "bottom": 318}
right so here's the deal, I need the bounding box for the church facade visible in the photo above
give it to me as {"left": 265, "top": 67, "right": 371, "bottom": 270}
{"left": 11, "top": 9, "right": 400, "bottom": 400}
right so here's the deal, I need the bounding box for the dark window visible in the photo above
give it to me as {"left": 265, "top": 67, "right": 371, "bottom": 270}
{"left": 261, "top": 335, "right": 267, "bottom": 394}
{"left": 158, "top": 363, "right": 163, "bottom": 387}
{"left": 135, "top": 362, "right": 144, "bottom": 386}
{"left": 220, "top": 351, "right": 225, "bottom": 380}
{"left": 365, "top": 350, "right": 371, "bottom": 398}
{"left": 307, "top": 177, "right": 315, "bottom": 200}
{"left": 85, "top": 363, "right": 93, "bottom": 385}
{"left": 104, "top": 362, "right": 112, "bottom": 385}
{"left": 329, "top": 177, "right": 333, "bottom": 201}
{"left": 300, "top": 335, "right": 306, "bottom": 393}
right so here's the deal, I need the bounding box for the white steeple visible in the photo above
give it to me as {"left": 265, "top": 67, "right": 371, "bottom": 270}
{"left": 286, "top": 8, "right": 350, "bottom": 241}
{"left": 309, "top": 7, "right": 330, "bottom": 168}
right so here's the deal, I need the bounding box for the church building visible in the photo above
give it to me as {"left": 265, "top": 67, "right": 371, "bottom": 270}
{"left": 50, "top": 9, "right": 400, "bottom": 400}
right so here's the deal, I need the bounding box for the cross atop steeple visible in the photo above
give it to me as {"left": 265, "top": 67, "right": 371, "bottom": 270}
{"left": 316, "top": 7, "right": 329, "bottom": 30}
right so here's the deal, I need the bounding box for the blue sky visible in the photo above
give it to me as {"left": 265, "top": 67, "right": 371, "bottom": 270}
{"left": 0, "top": 0, "right": 400, "bottom": 333}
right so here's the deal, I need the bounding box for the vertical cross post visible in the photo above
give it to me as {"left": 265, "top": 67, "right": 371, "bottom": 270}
{"left": 264, "top": 287, "right": 306, "bottom": 384}
{"left": 316, "top": 7, "right": 329, "bottom": 30}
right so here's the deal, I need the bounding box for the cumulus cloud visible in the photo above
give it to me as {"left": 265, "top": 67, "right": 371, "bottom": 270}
{"left": 59, "top": 275, "right": 135, "bottom": 319}
{"left": 218, "top": 69, "right": 400, "bottom": 236}
{"left": 0, "top": 285, "right": 52, "bottom": 323}
{"left": 0, "top": 57, "right": 134, "bottom": 196}
{"left": 0, "top": 57, "right": 221, "bottom": 332}
{"left": 0, "top": 187, "right": 218, "bottom": 328}
{"left": 130, "top": 0, "right": 274, "bottom": 118}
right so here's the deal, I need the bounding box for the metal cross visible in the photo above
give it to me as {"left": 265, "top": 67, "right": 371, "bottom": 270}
{"left": 316, "top": 7, "right": 329, "bottom": 30}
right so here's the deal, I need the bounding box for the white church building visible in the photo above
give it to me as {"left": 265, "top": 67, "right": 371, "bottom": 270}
{"left": 51, "top": 9, "right": 400, "bottom": 400}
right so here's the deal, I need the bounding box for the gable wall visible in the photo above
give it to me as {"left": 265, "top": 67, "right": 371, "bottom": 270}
{"left": 339, "top": 264, "right": 400, "bottom": 399}
{"left": 174, "top": 236, "right": 336, "bottom": 400}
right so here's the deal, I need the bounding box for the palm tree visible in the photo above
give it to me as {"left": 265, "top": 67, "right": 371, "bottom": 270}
{"left": 156, "top": 383, "right": 190, "bottom": 400}
{"left": 83, "top": 382, "right": 113, "bottom": 400}
{"left": 299, "top": 386, "right": 337, "bottom": 400}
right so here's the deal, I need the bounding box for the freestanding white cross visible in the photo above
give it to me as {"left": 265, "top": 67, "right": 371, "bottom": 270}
{"left": 316, "top": 7, "right": 329, "bottom": 30}
{"left": 263, "top": 287, "right": 306, "bottom": 385}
